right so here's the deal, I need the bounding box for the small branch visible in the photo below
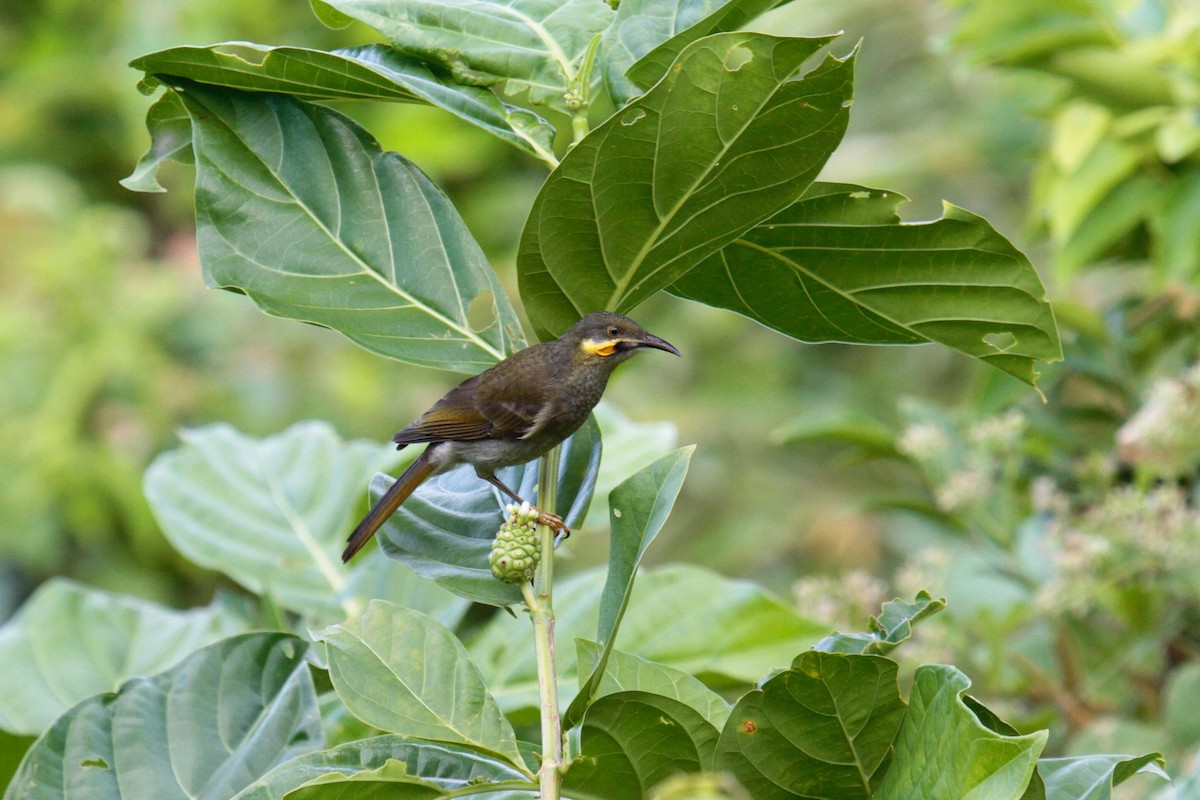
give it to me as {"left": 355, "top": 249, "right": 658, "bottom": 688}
{"left": 526, "top": 446, "right": 563, "bottom": 800}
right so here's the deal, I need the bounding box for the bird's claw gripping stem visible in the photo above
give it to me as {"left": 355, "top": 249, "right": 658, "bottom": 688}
{"left": 536, "top": 509, "right": 570, "bottom": 539}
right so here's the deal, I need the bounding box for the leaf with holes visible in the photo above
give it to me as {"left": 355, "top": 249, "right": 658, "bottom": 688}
{"left": 608, "top": 0, "right": 787, "bottom": 102}
{"left": 131, "top": 43, "right": 555, "bottom": 164}
{"left": 518, "top": 32, "right": 852, "bottom": 339}
{"left": 174, "top": 83, "right": 524, "bottom": 372}
{"left": 4, "top": 633, "right": 321, "bottom": 800}
{"left": 144, "top": 421, "right": 463, "bottom": 626}
{"left": 316, "top": 601, "right": 526, "bottom": 772}
{"left": 670, "top": 182, "right": 1063, "bottom": 386}
{"left": 322, "top": 0, "right": 614, "bottom": 111}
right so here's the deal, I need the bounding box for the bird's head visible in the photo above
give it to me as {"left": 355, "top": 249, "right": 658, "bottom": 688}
{"left": 564, "top": 311, "right": 680, "bottom": 366}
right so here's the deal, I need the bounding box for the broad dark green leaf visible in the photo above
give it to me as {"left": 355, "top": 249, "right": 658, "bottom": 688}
{"left": 715, "top": 652, "right": 904, "bottom": 800}
{"left": 145, "top": 421, "right": 465, "bottom": 626}
{"left": 618, "top": 0, "right": 785, "bottom": 96}
{"left": 470, "top": 565, "right": 829, "bottom": 715}
{"left": 814, "top": 592, "right": 946, "bottom": 656}
{"left": 376, "top": 416, "right": 600, "bottom": 607}
{"left": 670, "top": 182, "right": 1063, "bottom": 387}
{"left": 518, "top": 32, "right": 852, "bottom": 339}
{"left": 322, "top": 0, "right": 614, "bottom": 110}
{"left": 874, "top": 665, "right": 1047, "bottom": 800}
{"left": 564, "top": 691, "right": 719, "bottom": 797}
{"left": 131, "top": 43, "right": 555, "bottom": 162}
{"left": 566, "top": 446, "right": 694, "bottom": 728}
{"left": 574, "top": 641, "right": 731, "bottom": 731}
{"left": 231, "top": 735, "right": 533, "bottom": 799}
{"left": 121, "top": 89, "right": 193, "bottom": 192}
{"left": 4, "top": 633, "right": 321, "bottom": 800}
{"left": 316, "top": 601, "right": 526, "bottom": 771}
{"left": 1038, "top": 753, "right": 1168, "bottom": 800}
{"left": 0, "top": 579, "right": 247, "bottom": 736}
{"left": 175, "top": 83, "right": 525, "bottom": 372}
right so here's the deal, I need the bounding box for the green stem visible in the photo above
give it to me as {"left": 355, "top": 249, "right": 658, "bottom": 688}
{"left": 526, "top": 445, "right": 562, "bottom": 799}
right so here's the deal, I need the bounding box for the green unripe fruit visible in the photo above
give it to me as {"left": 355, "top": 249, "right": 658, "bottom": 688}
{"left": 489, "top": 502, "right": 542, "bottom": 583}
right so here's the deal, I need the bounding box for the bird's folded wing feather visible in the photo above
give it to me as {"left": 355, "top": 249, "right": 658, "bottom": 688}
{"left": 392, "top": 375, "right": 549, "bottom": 444}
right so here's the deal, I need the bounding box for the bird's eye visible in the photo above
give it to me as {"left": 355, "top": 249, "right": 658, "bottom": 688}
{"left": 607, "top": 325, "right": 619, "bottom": 337}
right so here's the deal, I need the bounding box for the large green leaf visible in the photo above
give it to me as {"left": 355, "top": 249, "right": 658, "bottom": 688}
{"left": 567, "top": 447, "right": 694, "bottom": 728}
{"left": 670, "top": 182, "right": 1062, "bottom": 386}
{"left": 130, "top": 43, "right": 555, "bottom": 162}
{"left": 1038, "top": 753, "right": 1168, "bottom": 800}
{"left": 616, "top": 0, "right": 786, "bottom": 97}
{"left": 174, "top": 82, "right": 524, "bottom": 372}
{"left": 4, "top": 633, "right": 321, "bottom": 800}
{"left": 144, "top": 421, "right": 465, "bottom": 626}
{"left": 586, "top": 402, "right": 678, "bottom": 527}
{"left": 564, "top": 691, "right": 719, "bottom": 797}
{"left": 232, "top": 735, "right": 534, "bottom": 799}
{"left": 574, "top": 641, "right": 731, "bottom": 731}
{"left": 715, "top": 652, "right": 905, "bottom": 799}
{"left": 0, "top": 579, "right": 247, "bottom": 736}
{"left": 518, "top": 32, "right": 853, "bottom": 339}
{"left": 316, "top": 601, "right": 527, "bottom": 772}
{"left": 874, "top": 665, "right": 1047, "bottom": 800}
{"left": 376, "top": 416, "right": 601, "bottom": 607}
{"left": 322, "top": 0, "right": 614, "bottom": 110}
{"left": 471, "top": 564, "right": 829, "bottom": 716}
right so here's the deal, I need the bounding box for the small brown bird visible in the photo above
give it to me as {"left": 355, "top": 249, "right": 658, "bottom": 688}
{"left": 342, "top": 311, "right": 679, "bottom": 562}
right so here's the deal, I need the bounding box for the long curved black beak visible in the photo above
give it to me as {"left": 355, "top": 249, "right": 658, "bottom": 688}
{"left": 632, "top": 333, "right": 681, "bottom": 356}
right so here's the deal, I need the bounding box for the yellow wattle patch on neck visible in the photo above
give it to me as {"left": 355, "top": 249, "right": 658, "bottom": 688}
{"left": 583, "top": 339, "right": 619, "bottom": 357}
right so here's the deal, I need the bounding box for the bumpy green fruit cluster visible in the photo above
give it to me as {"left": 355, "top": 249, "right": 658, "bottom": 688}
{"left": 488, "top": 502, "right": 542, "bottom": 583}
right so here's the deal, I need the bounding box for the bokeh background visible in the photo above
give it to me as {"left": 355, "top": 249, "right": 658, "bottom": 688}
{"left": 4, "top": 0, "right": 1199, "bottom": 788}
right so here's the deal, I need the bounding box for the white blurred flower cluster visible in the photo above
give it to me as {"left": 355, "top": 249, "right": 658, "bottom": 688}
{"left": 1039, "top": 486, "right": 1200, "bottom": 616}
{"left": 1117, "top": 363, "right": 1200, "bottom": 478}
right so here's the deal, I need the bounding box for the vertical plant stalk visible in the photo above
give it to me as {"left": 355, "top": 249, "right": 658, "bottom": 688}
{"left": 522, "top": 444, "right": 563, "bottom": 799}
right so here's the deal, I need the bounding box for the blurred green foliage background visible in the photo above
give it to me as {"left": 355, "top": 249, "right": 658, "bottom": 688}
{"left": 4, "top": 0, "right": 1200, "bottom": 783}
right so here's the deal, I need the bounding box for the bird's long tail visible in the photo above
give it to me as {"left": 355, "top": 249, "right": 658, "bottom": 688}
{"left": 342, "top": 449, "right": 439, "bottom": 563}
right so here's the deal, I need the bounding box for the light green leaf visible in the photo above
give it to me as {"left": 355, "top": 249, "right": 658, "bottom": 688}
{"left": 670, "top": 182, "right": 1062, "bottom": 387}
{"left": 0, "top": 579, "right": 247, "bottom": 736}
{"left": 121, "top": 89, "right": 193, "bottom": 192}
{"left": 232, "top": 735, "right": 532, "bottom": 799}
{"left": 564, "top": 691, "right": 719, "bottom": 796}
{"left": 1039, "top": 753, "right": 1168, "bottom": 800}
{"left": 875, "top": 665, "right": 1047, "bottom": 800}
{"left": 174, "top": 83, "right": 524, "bottom": 372}
{"left": 518, "top": 32, "right": 852, "bottom": 339}
{"left": 586, "top": 402, "right": 678, "bottom": 528}
{"left": 316, "top": 601, "right": 527, "bottom": 772}
{"left": 310, "top": 0, "right": 355, "bottom": 29}
{"left": 715, "top": 652, "right": 904, "bottom": 799}
{"left": 4, "top": 633, "right": 321, "bottom": 800}
{"left": 471, "top": 564, "right": 829, "bottom": 715}
{"left": 566, "top": 447, "right": 694, "bottom": 728}
{"left": 376, "top": 416, "right": 600, "bottom": 607}
{"left": 1151, "top": 170, "right": 1200, "bottom": 283}
{"left": 618, "top": 0, "right": 786, "bottom": 96}
{"left": 131, "top": 43, "right": 555, "bottom": 162}
{"left": 322, "top": 0, "right": 614, "bottom": 110}
{"left": 814, "top": 592, "right": 946, "bottom": 656}
{"left": 772, "top": 407, "right": 899, "bottom": 457}
{"left": 1056, "top": 173, "right": 1167, "bottom": 274}
{"left": 574, "top": 641, "right": 731, "bottom": 731}
{"left": 144, "top": 421, "right": 464, "bottom": 625}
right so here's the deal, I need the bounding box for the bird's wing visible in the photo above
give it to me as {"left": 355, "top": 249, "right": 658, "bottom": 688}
{"left": 392, "top": 373, "right": 549, "bottom": 444}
